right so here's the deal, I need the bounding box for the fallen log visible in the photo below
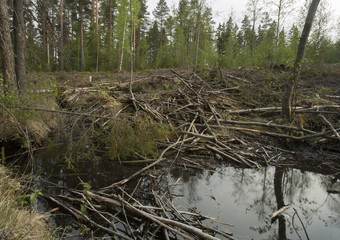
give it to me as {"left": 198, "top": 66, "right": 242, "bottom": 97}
{"left": 226, "top": 105, "right": 340, "bottom": 114}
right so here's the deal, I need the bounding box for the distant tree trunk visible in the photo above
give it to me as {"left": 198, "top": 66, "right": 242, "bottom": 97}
{"left": 60, "top": 0, "right": 64, "bottom": 71}
{"left": 195, "top": 5, "right": 201, "bottom": 68}
{"left": 96, "top": 0, "right": 99, "bottom": 72}
{"left": 282, "top": 0, "right": 320, "bottom": 120}
{"left": 274, "top": 0, "right": 282, "bottom": 65}
{"left": 79, "top": 0, "right": 85, "bottom": 71}
{"left": 119, "top": 19, "right": 127, "bottom": 72}
{"left": 13, "top": 0, "right": 27, "bottom": 89}
{"left": 107, "top": 0, "right": 112, "bottom": 48}
{"left": 42, "top": 3, "right": 47, "bottom": 58}
{"left": 0, "top": 0, "right": 16, "bottom": 92}
{"left": 51, "top": 4, "right": 56, "bottom": 67}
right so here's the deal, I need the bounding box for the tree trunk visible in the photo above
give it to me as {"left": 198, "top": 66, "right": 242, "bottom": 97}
{"left": 119, "top": 19, "right": 127, "bottom": 72}
{"left": 107, "top": 0, "right": 112, "bottom": 49}
{"left": 96, "top": 0, "right": 99, "bottom": 72}
{"left": 60, "top": 0, "right": 64, "bottom": 71}
{"left": 79, "top": 0, "right": 85, "bottom": 71}
{"left": 274, "top": 167, "right": 287, "bottom": 240}
{"left": 274, "top": 0, "right": 282, "bottom": 65}
{"left": 42, "top": 3, "right": 46, "bottom": 57}
{"left": 0, "top": 0, "right": 16, "bottom": 92}
{"left": 13, "top": 0, "right": 27, "bottom": 89}
{"left": 281, "top": 0, "right": 320, "bottom": 120}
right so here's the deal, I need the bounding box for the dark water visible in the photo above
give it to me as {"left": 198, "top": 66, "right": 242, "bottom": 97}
{"left": 12, "top": 143, "right": 340, "bottom": 240}
{"left": 169, "top": 167, "right": 340, "bottom": 240}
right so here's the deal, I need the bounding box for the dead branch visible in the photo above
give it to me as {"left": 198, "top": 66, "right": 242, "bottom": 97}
{"left": 271, "top": 203, "right": 293, "bottom": 218}
{"left": 319, "top": 114, "right": 340, "bottom": 141}
{"left": 101, "top": 137, "right": 192, "bottom": 189}
{"left": 224, "top": 73, "right": 251, "bottom": 84}
{"left": 86, "top": 191, "right": 221, "bottom": 240}
{"left": 225, "top": 105, "right": 340, "bottom": 114}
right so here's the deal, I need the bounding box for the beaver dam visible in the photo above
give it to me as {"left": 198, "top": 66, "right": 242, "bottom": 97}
{"left": 1, "top": 66, "right": 340, "bottom": 239}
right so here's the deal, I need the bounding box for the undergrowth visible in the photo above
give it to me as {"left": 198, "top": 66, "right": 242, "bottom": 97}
{"left": 0, "top": 166, "right": 55, "bottom": 239}
{"left": 106, "top": 115, "right": 172, "bottom": 160}
{"left": 0, "top": 77, "right": 58, "bottom": 143}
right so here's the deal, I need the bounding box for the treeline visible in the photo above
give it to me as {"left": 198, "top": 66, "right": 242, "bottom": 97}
{"left": 3, "top": 0, "right": 340, "bottom": 73}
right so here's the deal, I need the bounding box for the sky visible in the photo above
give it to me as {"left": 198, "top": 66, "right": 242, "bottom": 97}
{"left": 147, "top": 0, "right": 340, "bottom": 38}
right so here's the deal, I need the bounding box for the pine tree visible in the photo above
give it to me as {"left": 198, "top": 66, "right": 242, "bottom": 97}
{"left": 14, "top": 0, "right": 27, "bottom": 88}
{"left": 0, "top": 0, "right": 16, "bottom": 91}
{"left": 153, "top": 0, "right": 169, "bottom": 48}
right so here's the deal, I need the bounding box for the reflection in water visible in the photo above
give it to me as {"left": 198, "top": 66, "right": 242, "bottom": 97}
{"left": 171, "top": 166, "right": 340, "bottom": 240}
{"left": 274, "top": 167, "right": 286, "bottom": 240}
{"left": 25, "top": 143, "right": 340, "bottom": 240}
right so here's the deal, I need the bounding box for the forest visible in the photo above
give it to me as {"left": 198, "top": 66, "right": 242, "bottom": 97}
{"left": 0, "top": 0, "right": 340, "bottom": 74}
{"left": 0, "top": 0, "right": 340, "bottom": 239}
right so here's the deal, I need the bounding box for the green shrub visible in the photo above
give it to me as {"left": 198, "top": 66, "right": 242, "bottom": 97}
{"left": 106, "top": 115, "right": 171, "bottom": 160}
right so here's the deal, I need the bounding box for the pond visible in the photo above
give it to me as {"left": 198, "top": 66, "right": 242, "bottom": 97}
{"left": 169, "top": 166, "right": 340, "bottom": 240}
{"left": 16, "top": 144, "right": 340, "bottom": 239}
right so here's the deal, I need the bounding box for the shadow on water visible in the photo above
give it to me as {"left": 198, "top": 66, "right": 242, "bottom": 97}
{"left": 4, "top": 142, "right": 340, "bottom": 239}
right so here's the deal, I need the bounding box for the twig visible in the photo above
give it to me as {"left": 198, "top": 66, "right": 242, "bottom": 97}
{"left": 319, "top": 114, "right": 340, "bottom": 141}
{"left": 101, "top": 137, "right": 190, "bottom": 189}
{"left": 224, "top": 72, "right": 251, "bottom": 83}
{"left": 18, "top": 106, "right": 115, "bottom": 119}
{"left": 292, "top": 212, "right": 303, "bottom": 240}
{"left": 293, "top": 208, "right": 310, "bottom": 240}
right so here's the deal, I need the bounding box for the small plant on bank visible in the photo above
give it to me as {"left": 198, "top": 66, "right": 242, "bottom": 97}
{"left": 0, "top": 78, "right": 58, "bottom": 143}
{"left": 0, "top": 166, "right": 54, "bottom": 239}
{"left": 17, "top": 189, "right": 43, "bottom": 207}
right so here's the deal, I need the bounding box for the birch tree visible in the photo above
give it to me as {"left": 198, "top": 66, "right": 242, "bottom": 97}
{"left": 247, "top": 0, "right": 262, "bottom": 58}
{"left": 266, "top": 0, "right": 296, "bottom": 64}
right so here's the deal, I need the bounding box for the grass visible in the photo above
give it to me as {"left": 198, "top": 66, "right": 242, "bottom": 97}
{"left": 0, "top": 166, "right": 55, "bottom": 239}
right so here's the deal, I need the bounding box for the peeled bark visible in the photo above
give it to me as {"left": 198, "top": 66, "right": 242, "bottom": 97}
{"left": 14, "top": 0, "right": 27, "bottom": 89}
{"left": 0, "top": 0, "right": 16, "bottom": 92}
{"left": 281, "top": 0, "right": 320, "bottom": 120}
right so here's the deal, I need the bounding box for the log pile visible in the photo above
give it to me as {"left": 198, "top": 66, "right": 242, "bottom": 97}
{"left": 41, "top": 176, "right": 236, "bottom": 239}
{"left": 122, "top": 69, "right": 340, "bottom": 170}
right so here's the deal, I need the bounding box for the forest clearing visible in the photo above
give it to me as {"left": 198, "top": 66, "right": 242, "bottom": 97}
{"left": 0, "top": 0, "right": 340, "bottom": 239}
{"left": 1, "top": 65, "right": 339, "bottom": 239}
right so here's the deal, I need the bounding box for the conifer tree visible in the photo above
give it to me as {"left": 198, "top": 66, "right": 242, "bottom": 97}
{"left": 153, "top": 0, "right": 170, "bottom": 48}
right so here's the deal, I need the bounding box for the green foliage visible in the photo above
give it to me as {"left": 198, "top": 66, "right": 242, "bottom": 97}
{"left": 80, "top": 182, "right": 91, "bottom": 192}
{"left": 5, "top": 0, "right": 340, "bottom": 72}
{"left": 0, "top": 78, "right": 56, "bottom": 116}
{"left": 106, "top": 115, "right": 171, "bottom": 160}
{"left": 17, "top": 190, "right": 43, "bottom": 207}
